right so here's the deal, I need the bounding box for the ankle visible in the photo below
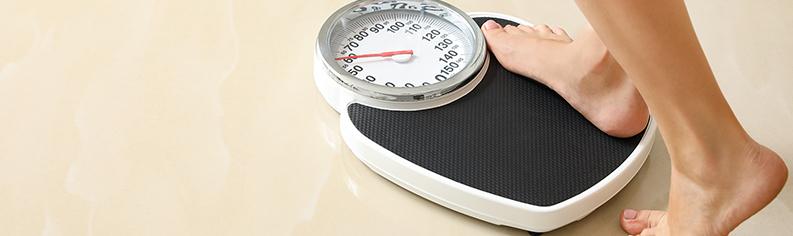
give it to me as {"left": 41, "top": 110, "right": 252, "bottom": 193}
{"left": 571, "top": 39, "right": 622, "bottom": 89}
{"left": 572, "top": 32, "right": 611, "bottom": 74}
{"left": 670, "top": 135, "right": 766, "bottom": 185}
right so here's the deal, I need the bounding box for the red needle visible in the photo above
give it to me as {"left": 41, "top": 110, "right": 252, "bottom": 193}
{"left": 335, "top": 50, "right": 414, "bottom": 60}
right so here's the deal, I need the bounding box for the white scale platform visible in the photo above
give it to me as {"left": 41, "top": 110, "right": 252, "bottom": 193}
{"left": 315, "top": 11, "right": 656, "bottom": 233}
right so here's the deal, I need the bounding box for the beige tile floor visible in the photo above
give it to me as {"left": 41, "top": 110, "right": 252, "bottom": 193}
{"left": 1, "top": 0, "right": 791, "bottom": 235}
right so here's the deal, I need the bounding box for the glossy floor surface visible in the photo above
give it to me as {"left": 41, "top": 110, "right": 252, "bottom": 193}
{"left": 1, "top": 0, "right": 791, "bottom": 235}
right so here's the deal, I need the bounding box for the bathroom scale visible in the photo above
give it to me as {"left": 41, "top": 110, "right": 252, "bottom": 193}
{"left": 313, "top": 0, "right": 657, "bottom": 232}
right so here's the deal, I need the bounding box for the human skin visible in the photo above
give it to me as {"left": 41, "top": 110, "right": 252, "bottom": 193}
{"left": 573, "top": 0, "right": 788, "bottom": 235}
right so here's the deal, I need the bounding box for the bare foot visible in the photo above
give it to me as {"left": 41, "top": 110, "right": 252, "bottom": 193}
{"left": 621, "top": 141, "right": 788, "bottom": 235}
{"left": 481, "top": 20, "right": 789, "bottom": 235}
{"left": 481, "top": 20, "right": 648, "bottom": 138}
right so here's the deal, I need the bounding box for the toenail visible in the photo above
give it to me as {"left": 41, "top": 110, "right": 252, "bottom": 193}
{"left": 623, "top": 209, "right": 637, "bottom": 220}
{"left": 483, "top": 20, "right": 501, "bottom": 30}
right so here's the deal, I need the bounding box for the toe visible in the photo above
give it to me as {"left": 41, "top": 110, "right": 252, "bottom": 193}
{"left": 550, "top": 26, "right": 571, "bottom": 40}
{"left": 533, "top": 24, "right": 552, "bottom": 35}
{"left": 549, "top": 26, "right": 567, "bottom": 36}
{"left": 481, "top": 20, "right": 509, "bottom": 47}
{"left": 481, "top": 19, "right": 502, "bottom": 31}
{"left": 517, "top": 24, "right": 535, "bottom": 33}
{"left": 481, "top": 20, "right": 517, "bottom": 58}
{"left": 620, "top": 209, "right": 666, "bottom": 235}
{"left": 503, "top": 25, "right": 521, "bottom": 34}
{"left": 532, "top": 24, "right": 571, "bottom": 42}
{"left": 482, "top": 21, "right": 508, "bottom": 44}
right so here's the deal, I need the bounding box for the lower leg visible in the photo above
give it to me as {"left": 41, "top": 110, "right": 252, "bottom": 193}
{"left": 574, "top": 0, "right": 788, "bottom": 235}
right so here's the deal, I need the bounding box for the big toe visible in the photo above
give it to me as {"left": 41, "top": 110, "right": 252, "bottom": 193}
{"left": 620, "top": 209, "right": 666, "bottom": 235}
{"left": 482, "top": 19, "right": 502, "bottom": 31}
{"left": 481, "top": 20, "right": 510, "bottom": 47}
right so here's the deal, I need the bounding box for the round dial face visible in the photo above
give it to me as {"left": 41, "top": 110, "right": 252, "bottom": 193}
{"left": 330, "top": 4, "right": 474, "bottom": 88}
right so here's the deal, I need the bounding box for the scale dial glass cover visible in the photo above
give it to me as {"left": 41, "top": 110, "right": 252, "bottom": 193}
{"left": 317, "top": 0, "right": 486, "bottom": 102}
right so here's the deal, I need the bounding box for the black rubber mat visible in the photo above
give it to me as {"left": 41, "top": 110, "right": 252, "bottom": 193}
{"left": 347, "top": 17, "right": 645, "bottom": 207}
